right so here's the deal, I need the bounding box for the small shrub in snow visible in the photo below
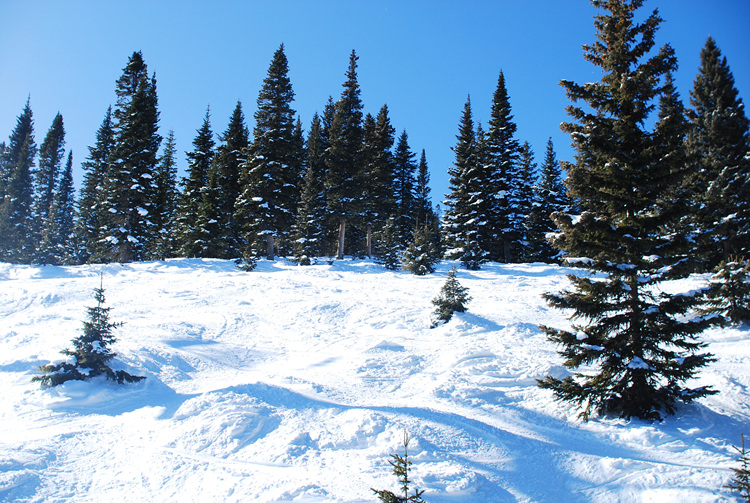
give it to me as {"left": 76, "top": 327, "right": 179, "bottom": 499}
{"left": 33, "top": 278, "right": 145, "bottom": 386}
{"left": 726, "top": 433, "right": 750, "bottom": 502}
{"left": 702, "top": 257, "right": 750, "bottom": 325}
{"left": 372, "top": 430, "right": 425, "bottom": 502}
{"left": 430, "top": 266, "right": 471, "bottom": 328}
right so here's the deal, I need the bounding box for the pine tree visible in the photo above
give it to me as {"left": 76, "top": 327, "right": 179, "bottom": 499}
{"left": 725, "top": 433, "right": 750, "bottom": 502}
{"left": 687, "top": 36, "right": 750, "bottom": 268}
{"left": 149, "top": 130, "right": 178, "bottom": 259}
{"left": 442, "top": 96, "right": 486, "bottom": 270}
{"left": 528, "top": 138, "right": 569, "bottom": 263}
{"left": 0, "top": 99, "right": 37, "bottom": 263}
{"left": 515, "top": 141, "right": 536, "bottom": 262}
{"left": 375, "top": 216, "right": 401, "bottom": 270}
{"left": 414, "top": 150, "right": 434, "bottom": 227}
{"left": 215, "top": 101, "right": 250, "bottom": 258}
{"left": 103, "top": 51, "right": 162, "bottom": 262}
{"left": 486, "top": 71, "right": 521, "bottom": 262}
{"left": 76, "top": 107, "right": 115, "bottom": 264}
{"left": 34, "top": 113, "right": 66, "bottom": 251}
{"left": 326, "top": 50, "right": 365, "bottom": 259}
{"left": 403, "top": 223, "right": 439, "bottom": 276}
{"left": 393, "top": 130, "right": 418, "bottom": 248}
{"left": 33, "top": 277, "right": 145, "bottom": 386}
{"left": 538, "top": 0, "right": 718, "bottom": 421}
{"left": 293, "top": 113, "right": 328, "bottom": 264}
{"left": 194, "top": 161, "right": 228, "bottom": 258}
{"left": 176, "top": 107, "right": 215, "bottom": 258}
{"left": 702, "top": 257, "right": 750, "bottom": 326}
{"left": 431, "top": 265, "right": 471, "bottom": 328}
{"left": 236, "top": 44, "right": 300, "bottom": 261}
{"left": 372, "top": 431, "right": 426, "bottom": 503}
{"left": 38, "top": 152, "right": 76, "bottom": 265}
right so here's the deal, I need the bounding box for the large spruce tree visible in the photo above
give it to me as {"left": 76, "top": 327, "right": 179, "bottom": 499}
{"left": 326, "top": 50, "right": 365, "bottom": 259}
{"left": 443, "top": 96, "right": 486, "bottom": 270}
{"left": 393, "top": 130, "right": 418, "bottom": 248}
{"left": 34, "top": 112, "right": 66, "bottom": 253}
{"left": 538, "top": 0, "right": 718, "bottom": 421}
{"left": 76, "top": 107, "right": 115, "bottom": 264}
{"left": 236, "top": 44, "right": 300, "bottom": 261}
{"left": 149, "top": 130, "right": 178, "bottom": 259}
{"left": 38, "top": 152, "right": 76, "bottom": 265}
{"left": 102, "top": 51, "right": 162, "bottom": 263}
{"left": 0, "top": 99, "right": 37, "bottom": 263}
{"left": 687, "top": 36, "right": 750, "bottom": 267}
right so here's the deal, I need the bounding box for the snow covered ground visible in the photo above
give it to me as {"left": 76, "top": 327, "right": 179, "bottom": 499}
{"left": 0, "top": 258, "right": 747, "bottom": 502}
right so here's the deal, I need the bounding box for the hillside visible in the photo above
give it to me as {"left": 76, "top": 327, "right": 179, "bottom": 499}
{"left": 0, "top": 259, "right": 747, "bottom": 502}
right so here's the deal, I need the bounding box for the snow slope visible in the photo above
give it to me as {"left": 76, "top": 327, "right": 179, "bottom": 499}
{"left": 0, "top": 258, "right": 747, "bottom": 502}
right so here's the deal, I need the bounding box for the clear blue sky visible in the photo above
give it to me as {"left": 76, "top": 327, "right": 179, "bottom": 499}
{"left": 1, "top": 1, "right": 748, "bottom": 202}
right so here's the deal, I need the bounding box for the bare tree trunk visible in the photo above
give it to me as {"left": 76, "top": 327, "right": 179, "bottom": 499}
{"left": 366, "top": 224, "right": 373, "bottom": 258}
{"left": 266, "top": 234, "right": 275, "bottom": 261}
{"left": 337, "top": 218, "right": 346, "bottom": 259}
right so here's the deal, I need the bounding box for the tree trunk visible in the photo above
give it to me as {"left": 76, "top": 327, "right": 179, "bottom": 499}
{"left": 366, "top": 224, "right": 373, "bottom": 258}
{"left": 266, "top": 233, "right": 275, "bottom": 261}
{"left": 503, "top": 239, "right": 511, "bottom": 263}
{"left": 337, "top": 218, "right": 346, "bottom": 259}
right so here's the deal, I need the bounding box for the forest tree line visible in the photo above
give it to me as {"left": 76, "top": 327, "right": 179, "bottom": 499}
{"left": 0, "top": 28, "right": 747, "bottom": 276}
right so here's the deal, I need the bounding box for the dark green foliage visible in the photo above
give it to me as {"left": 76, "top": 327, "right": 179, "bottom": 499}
{"left": 702, "top": 257, "right": 750, "bottom": 325}
{"left": 528, "top": 138, "right": 569, "bottom": 263}
{"left": 176, "top": 107, "right": 215, "bottom": 258}
{"left": 326, "top": 50, "right": 365, "bottom": 259}
{"left": 376, "top": 216, "right": 401, "bottom": 270}
{"left": 0, "top": 99, "right": 37, "bottom": 263}
{"left": 236, "top": 44, "right": 300, "bottom": 261}
{"left": 393, "top": 130, "right": 417, "bottom": 248}
{"left": 103, "top": 51, "right": 162, "bottom": 263}
{"left": 372, "top": 431, "right": 425, "bottom": 503}
{"left": 403, "top": 223, "right": 439, "bottom": 275}
{"left": 443, "top": 97, "right": 487, "bottom": 270}
{"left": 76, "top": 107, "right": 115, "bottom": 264}
{"left": 150, "top": 130, "right": 178, "bottom": 259}
{"left": 687, "top": 37, "right": 750, "bottom": 267}
{"left": 515, "top": 141, "right": 536, "bottom": 262}
{"left": 414, "top": 150, "right": 434, "bottom": 228}
{"left": 33, "top": 278, "right": 144, "bottom": 386}
{"left": 538, "top": 0, "right": 718, "bottom": 421}
{"left": 34, "top": 113, "right": 66, "bottom": 248}
{"left": 293, "top": 114, "right": 328, "bottom": 264}
{"left": 725, "top": 433, "right": 750, "bottom": 502}
{"left": 431, "top": 266, "right": 471, "bottom": 327}
{"left": 38, "top": 152, "right": 76, "bottom": 265}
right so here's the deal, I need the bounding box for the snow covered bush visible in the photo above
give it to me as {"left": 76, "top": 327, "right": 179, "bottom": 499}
{"left": 33, "top": 278, "right": 145, "bottom": 386}
{"left": 430, "top": 266, "right": 471, "bottom": 328}
{"left": 702, "top": 257, "right": 750, "bottom": 325}
{"left": 402, "top": 224, "right": 439, "bottom": 276}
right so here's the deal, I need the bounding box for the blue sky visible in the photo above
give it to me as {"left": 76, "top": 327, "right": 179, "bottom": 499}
{"left": 1, "top": 1, "right": 748, "bottom": 202}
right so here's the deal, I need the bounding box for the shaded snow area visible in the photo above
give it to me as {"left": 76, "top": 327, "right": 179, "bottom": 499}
{"left": 1, "top": 259, "right": 748, "bottom": 502}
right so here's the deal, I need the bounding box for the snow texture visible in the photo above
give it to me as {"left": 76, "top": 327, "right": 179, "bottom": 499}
{"left": 0, "top": 259, "right": 747, "bottom": 502}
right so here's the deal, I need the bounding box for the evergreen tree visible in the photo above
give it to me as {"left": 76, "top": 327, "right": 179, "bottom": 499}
{"left": 34, "top": 113, "right": 66, "bottom": 249}
{"left": 103, "top": 51, "right": 162, "bottom": 262}
{"left": 149, "top": 130, "right": 178, "bottom": 259}
{"left": 393, "top": 130, "right": 418, "bottom": 248}
{"left": 76, "top": 107, "right": 115, "bottom": 264}
{"left": 442, "top": 96, "right": 486, "bottom": 270}
{"left": 528, "top": 138, "right": 569, "bottom": 263}
{"left": 326, "top": 50, "right": 365, "bottom": 259}
{"left": 414, "top": 150, "right": 434, "bottom": 226}
{"left": 403, "top": 223, "right": 439, "bottom": 276}
{"left": 236, "top": 45, "right": 300, "bottom": 261}
{"left": 215, "top": 101, "right": 250, "bottom": 258}
{"left": 431, "top": 265, "right": 471, "bottom": 328}
{"left": 538, "top": 0, "right": 718, "bottom": 421}
{"left": 0, "top": 99, "right": 37, "bottom": 263}
{"left": 194, "top": 161, "right": 229, "bottom": 258}
{"left": 725, "top": 433, "right": 750, "bottom": 502}
{"left": 486, "top": 71, "right": 521, "bottom": 262}
{"left": 375, "top": 216, "right": 401, "bottom": 270}
{"left": 702, "top": 258, "right": 750, "bottom": 326}
{"left": 176, "top": 107, "right": 215, "bottom": 257}
{"left": 38, "top": 152, "right": 76, "bottom": 265}
{"left": 33, "top": 278, "right": 145, "bottom": 386}
{"left": 293, "top": 113, "right": 328, "bottom": 264}
{"left": 687, "top": 36, "right": 750, "bottom": 267}
{"left": 372, "top": 431, "right": 426, "bottom": 503}
{"left": 515, "top": 141, "right": 536, "bottom": 262}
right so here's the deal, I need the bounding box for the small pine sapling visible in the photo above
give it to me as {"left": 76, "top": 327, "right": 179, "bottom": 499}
{"left": 372, "top": 430, "right": 425, "bottom": 503}
{"left": 703, "top": 257, "right": 750, "bottom": 325}
{"left": 403, "top": 223, "right": 439, "bottom": 276}
{"left": 33, "top": 277, "right": 145, "bottom": 386}
{"left": 726, "top": 433, "right": 750, "bottom": 501}
{"left": 430, "top": 265, "right": 471, "bottom": 328}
